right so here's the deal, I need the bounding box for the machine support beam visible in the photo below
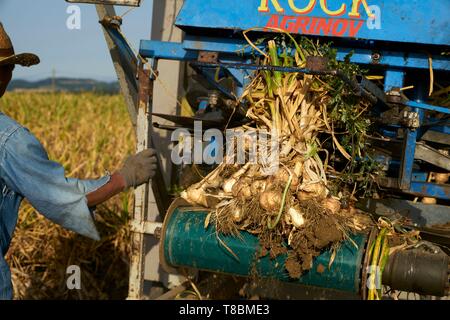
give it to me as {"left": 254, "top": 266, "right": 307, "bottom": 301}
{"left": 140, "top": 37, "right": 450, "bottom": 71}
{"left": 128, "top": 63, "right": 171, "bottom": 299}
{"left": 96, "top": 4, "right": 139, "bottom": 129}
{"left": 415, "top": 143, "right": 450, "bottom": 171}
{"left": 399, "top": 128, "right": 417, "bottom": 190}
{"left": 127, "top": 64, "right": 152, "bottom": 299}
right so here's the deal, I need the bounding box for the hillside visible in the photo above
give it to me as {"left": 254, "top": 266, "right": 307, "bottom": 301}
{"left": 8, "top": 78, "right": 120, "bottom": 94}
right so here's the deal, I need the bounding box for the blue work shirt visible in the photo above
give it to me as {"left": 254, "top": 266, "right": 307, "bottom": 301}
{"left": 0, "top": 112, "right": 110, "bottom": 299}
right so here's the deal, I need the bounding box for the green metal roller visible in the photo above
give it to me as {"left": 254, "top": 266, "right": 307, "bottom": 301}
{"left": 160, "top": 202, "right": 369, "bottom": 294}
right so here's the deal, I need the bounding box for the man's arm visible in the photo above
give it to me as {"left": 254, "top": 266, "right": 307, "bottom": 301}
{"left": 1, "top": 123, "right": 158, "bottom": 240}
{"left": 86, "top": 172, "right": 126, "bottom": 207}
{"left": 86, "top": 149, "right": 157, "bottom": 208}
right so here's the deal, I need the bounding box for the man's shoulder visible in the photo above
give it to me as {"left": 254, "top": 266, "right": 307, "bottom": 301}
{"left": 0, "top": 112, "right": 23, "bottom": 139}
{"left": 0, "top": 113, "right": 39, "bottom": 153}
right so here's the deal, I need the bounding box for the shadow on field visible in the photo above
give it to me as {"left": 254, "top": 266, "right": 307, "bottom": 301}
{"left": 9, "top": 204, "right": 132, "bottom": 300}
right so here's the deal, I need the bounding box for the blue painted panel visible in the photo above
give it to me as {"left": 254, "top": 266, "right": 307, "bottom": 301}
{"left": 140, "top": 38, "right": 450, "bottom": 71}
{"left": 183, "top": 36, "right": 450, "bottom": 70}
{"left": 430, "top": 126, "right": 450, "bottom": 135}
{"left": 411, "top": 172, "right": 428, "bottom": 182}
{"left": 176, "top": 0, "right": 450, "bottom": 46}
{"left": 139, "top": 40, "right": 198, "bottom": 60}
{"left": 409, "top": 182, "right": 450, "bottom": 200}
{"left": 399, "top": 129, "right": 417, "bottom": 190}
{"left": 407, "top": 101, "right": 450, "bottom": 115}
{"left": 384, "top": 70, "right": 404, "bottom": 92}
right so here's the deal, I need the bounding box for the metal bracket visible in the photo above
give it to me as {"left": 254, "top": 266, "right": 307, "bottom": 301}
{"left": 401, "top": 110, "right": 420, "bottom": 129}
{"left": 198, "top": 51, "right": 218, "bottom": 63}
{"left": 130, "top": 220, "right": 163, "bottom": 237}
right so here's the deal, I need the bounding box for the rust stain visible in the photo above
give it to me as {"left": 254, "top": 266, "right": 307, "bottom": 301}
{"left": 316, "top": 263, "right": 326, "bottom": 274}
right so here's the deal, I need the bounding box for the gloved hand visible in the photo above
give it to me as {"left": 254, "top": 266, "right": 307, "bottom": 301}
{"left": 118, "top": 149, "right": 157, "bottom": 189}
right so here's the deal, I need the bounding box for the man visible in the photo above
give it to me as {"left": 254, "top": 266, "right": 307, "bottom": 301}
{"left": 0, "top": 23, "right": 156, "bottom": 299}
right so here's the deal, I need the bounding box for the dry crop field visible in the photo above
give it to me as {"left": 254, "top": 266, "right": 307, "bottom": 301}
{"left": 0, "top": 92, "right": 135, "bottom": 299}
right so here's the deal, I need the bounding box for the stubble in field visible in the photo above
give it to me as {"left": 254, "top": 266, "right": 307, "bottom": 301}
{"left": 0, "top": 92, "right": 135, "bottom": 299}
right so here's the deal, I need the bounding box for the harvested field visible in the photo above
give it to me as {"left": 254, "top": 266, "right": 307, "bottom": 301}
{"left": 0, "top": 92, "right": 135, "bottom": 299}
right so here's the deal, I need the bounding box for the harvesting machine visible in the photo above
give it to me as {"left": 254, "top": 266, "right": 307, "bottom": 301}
{"left": 68, "top": 0, "right": 450, "bottom": 299}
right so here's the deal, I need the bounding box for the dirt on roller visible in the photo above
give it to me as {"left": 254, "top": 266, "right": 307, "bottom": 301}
{"left": 258, "top": 199, "right": 346, "bottom": 279}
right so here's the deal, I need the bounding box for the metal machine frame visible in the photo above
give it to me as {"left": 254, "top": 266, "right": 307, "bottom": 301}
{"left": 95, "top": 3, "right": 183, "bottom": 299}
{"left": 91, "top": 0, "right": 449, "bottom": 299}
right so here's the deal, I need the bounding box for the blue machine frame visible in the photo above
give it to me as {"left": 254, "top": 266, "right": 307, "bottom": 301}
{"left": 175, "top": 0, "right": 449, "bottom": 47}
{"left": 139, "top": 0, "right": 450, "bottom": 200}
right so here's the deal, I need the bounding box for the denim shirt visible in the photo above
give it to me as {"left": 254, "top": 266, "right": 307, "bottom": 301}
{"left": 0, "top": 112, "right": 110, "bottom": 299}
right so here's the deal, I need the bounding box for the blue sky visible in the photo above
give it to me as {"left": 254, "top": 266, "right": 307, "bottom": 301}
{"left": 0, "top": 0, "right": 153, "bottom": 81}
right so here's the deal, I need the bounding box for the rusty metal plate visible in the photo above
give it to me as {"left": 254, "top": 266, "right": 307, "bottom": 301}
{"left": 306, "top": 56, "right": 329, "bottom": 72}
{"left": 198, "top": 51, "right": 218, "bottom": 63}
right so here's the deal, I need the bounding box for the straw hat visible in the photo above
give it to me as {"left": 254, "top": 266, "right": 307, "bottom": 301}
{"left": 0, "top": 23, "right": 40, "bottom": 67}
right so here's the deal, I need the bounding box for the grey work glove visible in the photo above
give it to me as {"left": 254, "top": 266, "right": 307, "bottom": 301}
{"left": 118, "top": 149, "right": 157, "bottom": 189}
